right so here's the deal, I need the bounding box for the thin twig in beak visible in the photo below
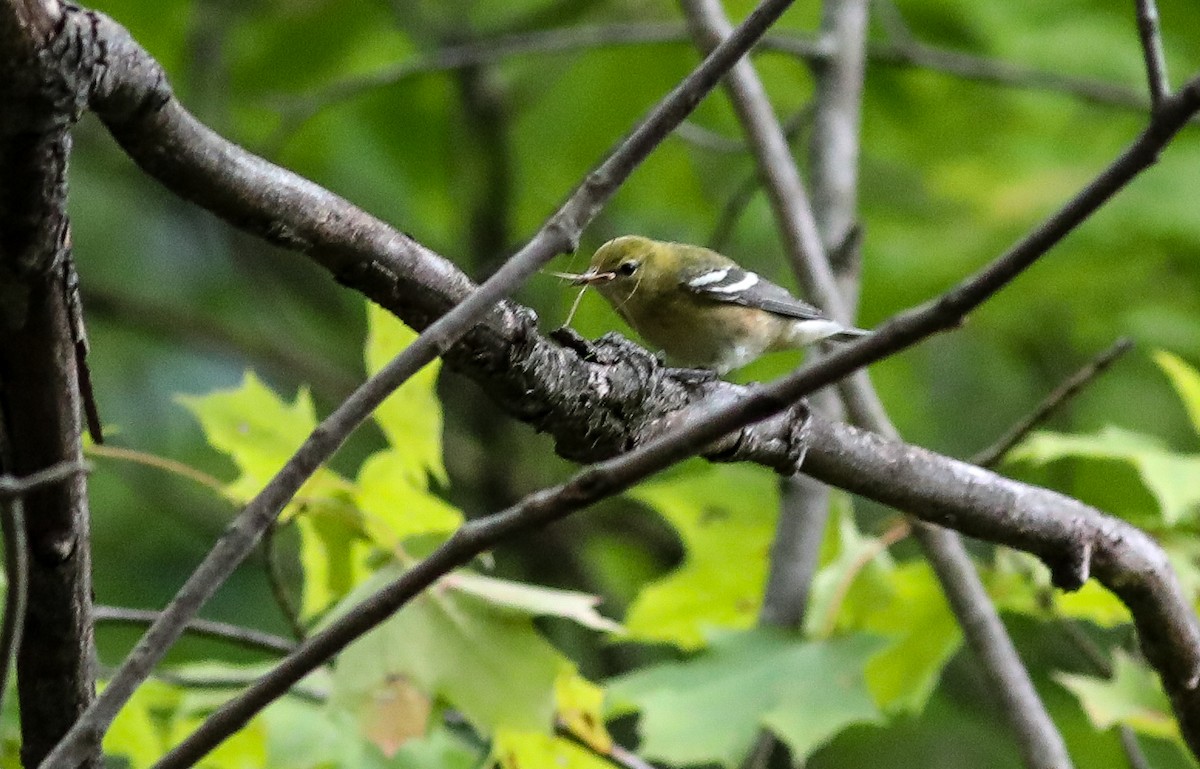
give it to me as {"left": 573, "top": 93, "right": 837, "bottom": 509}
{"left": 544, "top": 269, "right": 615, "bottom": 286}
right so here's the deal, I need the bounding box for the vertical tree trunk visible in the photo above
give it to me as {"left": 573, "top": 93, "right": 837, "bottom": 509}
{"left": 0, "top": 2, "right": 100, "bottom": 765}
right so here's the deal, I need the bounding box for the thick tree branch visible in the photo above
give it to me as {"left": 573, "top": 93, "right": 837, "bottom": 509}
{"left": 1, "top": 0, "right": 100, "bottom": 764}
{"left": 683, "top": 1, "right": 1072, "bottom": 766}
{"left": 38, "top": 2, "right": 807, "bottom": 766}
{"left": 149, "top": 66, "right": 1200, "bottom": 765}
{"left": 16, "top": 3, "right": 1200, "bottom": 765}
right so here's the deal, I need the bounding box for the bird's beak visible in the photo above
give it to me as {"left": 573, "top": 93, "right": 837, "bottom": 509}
{"left": 546, "top": 269, "right": 616, "bottom": 286}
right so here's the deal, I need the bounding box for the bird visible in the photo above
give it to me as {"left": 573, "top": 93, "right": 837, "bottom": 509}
{"left": 563, "top": 235, "right": 868, "bottom": 374}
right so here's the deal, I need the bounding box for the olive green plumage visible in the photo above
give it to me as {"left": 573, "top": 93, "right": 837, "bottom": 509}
{"left": 573, "top": 235, "right": 867, "bottom": 373}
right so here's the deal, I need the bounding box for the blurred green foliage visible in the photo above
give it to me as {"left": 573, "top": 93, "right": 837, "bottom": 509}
{"left": 42, "top": 0, "right": 1200, "bottom": 766}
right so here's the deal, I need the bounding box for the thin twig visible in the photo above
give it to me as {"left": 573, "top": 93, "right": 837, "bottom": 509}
{"left": 262, "top": 521, "right": 306, "bottom": 641}
{"left": 1133, "top": 0, "right": 1170, "bottom": 109}
{"left": 686, "top": 0, "right": 1074, "bottom": 764}
{"left": 674, "top": 120, "right": 749, "bottom": 153}
{"left": 96, "top": 665, "right": 325, "bottom": 704}
{"left": 707, "top": 105, "right": 813, "bottom": 252}
{"left": 1051, "top": 617, "right": 1152, "bottom": 769}
{"left": 1118, "top": 726, "right": 1152, "bottom": 769}
{"left": 85, "top": 444, "right": 226, "bottom": 495}
{"left": 0, "top": 495, "right": 27, "bottom": 720}
{"left": 268, "top": 23, "right": 1164, "bottom": 151}
{"left": 40, "top": 3, "right": 807, "bottom": 765}
{"left": 92, "top": 606, "right": 296, "bottom": 656}
{"left": 148, "top": 74, "right": 1200, "bottom": 769}
{"left": 818, "top": 518, "right": 911, "bottom": 637}
{"left": 973, "top": 337, "right": 1134, "bottom": 468}
{"left": 84, "top": 287, "right": 357, "bottom": 400}
{"left": 0, "top": 460, "right": 90, "bottom": 498}
{"left": 555, "top": 721, "right": 657, "bottom": 769}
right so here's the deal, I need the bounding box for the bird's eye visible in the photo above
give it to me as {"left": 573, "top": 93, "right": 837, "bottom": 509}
{"left": 617, "top": 261, "right": 639, "bottom": 277}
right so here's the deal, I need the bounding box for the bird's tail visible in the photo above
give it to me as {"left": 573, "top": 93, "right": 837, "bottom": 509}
{"left": 830, "top": 326, "right": 870, "bottom": 342}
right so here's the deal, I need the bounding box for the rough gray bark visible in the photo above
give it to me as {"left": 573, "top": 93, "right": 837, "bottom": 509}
{"left": 0, "top": 1, "right": 99, "bottom": 766}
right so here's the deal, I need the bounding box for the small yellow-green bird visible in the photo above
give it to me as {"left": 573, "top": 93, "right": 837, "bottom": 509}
{"left": 567, "top": 235, "right": 869, "bottom": 374}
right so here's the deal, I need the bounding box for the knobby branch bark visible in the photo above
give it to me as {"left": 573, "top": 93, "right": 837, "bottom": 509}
{"left": 10, "top": 1, "right": 1200, "bottom": 767}
{"left": 38, "top": 1, "right": 807, "bottom": 766}
{"left": 155, "top": 68, "right": 1200, "bottom": 767}
{"left": 0, "top": 0, "right": 100, "bottom": 766}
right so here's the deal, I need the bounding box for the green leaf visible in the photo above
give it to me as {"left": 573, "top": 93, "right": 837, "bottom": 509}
{"left": 104, "top": 679, "right": 179, "bottom": 769}
{"left": 446, "top": 572, "right": 622, "bottom": 634}
{"left": 608, "top": 630, "right": 883, "bottom": 767}
{"left": 265, "top": 699, "right": 481, "bottom": 769}
{"left": 493, "top": 731, "right": 615, "bottom": 769}
{"left": 365, "top": 303, "right": 447, "bottom": 486}
{"left": 624, "top": 462, "right": 777, "bottom": 648}
{"left": 294, "top": 499, "right": 372, "bottom": 619}
{"left": 1153, "top": 350, "right": 1200, "bottom": 437}
{"left": 355, "top": 448, "right": 462, "bottom": 547}
{"left": 804, "top": 503, "right": 897, "bottom": 637}
{"left": 1056, "top": 650, "right": 1177, "bottom": 739}
{"left": 1012, "top": 426, "right": 1200, "bottom": 524}
{"left": 859, "top": 563, "right": 962, "bottom": 713}
{"left": 178, "top": 371, "right": 336, "bottom": 501}
{"left": 329, "top": 564, "right": 565, "bottom": 735}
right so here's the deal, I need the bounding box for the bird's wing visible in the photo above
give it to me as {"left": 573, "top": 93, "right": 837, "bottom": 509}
{"left": 680, "top": 264, "right": 829, "bottom": 321}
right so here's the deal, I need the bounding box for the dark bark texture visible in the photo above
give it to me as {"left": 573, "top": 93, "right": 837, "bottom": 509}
{"left": 0, "top": 2, "right": 99, "bottom": 766}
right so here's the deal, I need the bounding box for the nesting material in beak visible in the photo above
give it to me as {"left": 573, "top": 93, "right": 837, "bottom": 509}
{"left": 545, "top": 270, "right": 614, "bottom": 326}
{"left": 545, "top": 269, "right": 616, "bottom": 286}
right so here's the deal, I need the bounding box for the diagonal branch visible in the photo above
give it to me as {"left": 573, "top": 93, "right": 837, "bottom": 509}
{"left": 972, "top": 337, "right": 1134, "bottom": 468}
{"left": 151, "top": 72, "right": 1200, "bottom": 767}
{"left": 682, "top": 1, "right": 1073, "bottom": 767}
{"left": 37, "top": 1, "right": 807, "bottom": 765}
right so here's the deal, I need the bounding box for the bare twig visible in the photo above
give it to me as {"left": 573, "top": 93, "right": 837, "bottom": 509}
{"left": 270, "top": 22, "right": 1164, "bottom": 149}
{"left": 83, "top": 287, "right": 357, "bottom": 400}
{"left": 1118, "top": 726, "right": 1152, "bottom": 769}
{"left": 262, "top": 521, "right": 306, "bottom": 641}
{"left": 684, "top": 0, "right": 1073, "bottom": 764}
{"left": 1050, "top": 618, "right": 1151, "bottom": 769}
{"left": 38, "top": 2, "right": 807, "bottom": 765}
{"left": 973, "top": 337, "right": 1134, "bottom": 468}
{"left": 85, "top": 444, "right": 225, "bottom": 495}
{"left": 149, "top": 73, "right": 1200, "bottom": 769}
{"left": 1133, "top": 0, "right": 1170, "bottom": 109}
{"left": 707, "top": 106, "right": 813, "bottom": 251}
{"left": 0, "top": 459, "right": 83, "bottom": 718}
{"left": 0, "top": 495, "right": 28, "bottom": 720}
{"left": 96, "top": 665, "right": 325, "bottom": 704}
{"left": 92, "top": 606, "right": 296, "bottom": 656}
{"left": 555, "top": 721, "right": 658, "bottom": 769}
{"left": 0, "top": 461, "right": 89, "bottom": 498}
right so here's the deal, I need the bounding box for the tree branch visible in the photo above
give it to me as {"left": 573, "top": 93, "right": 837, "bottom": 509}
{"left": 1133, "top": 0, "right": 1170, "bottom": 110}
{"left": 972, "top": 337, "right": 1134, "bottom": 468}
{"left": 18, "top": 2, "right": 1200, "bottom": 765}
{"left": 37, "top": 2, "right": 808, "bottom": 765}
{"left": 1, "top": 0, "right": 100, "bottom": 763}
{"left": 271, "top": 22, "right": 1164, "bottom": 152}
{"left": 92, "top": 606, "right": 296, "bottom": 656}
{"left": 148, "top": 70, "right": 1200, "bottom": 766}
{"left": 683, "top": 0, "right": 1073, "bottom": 766}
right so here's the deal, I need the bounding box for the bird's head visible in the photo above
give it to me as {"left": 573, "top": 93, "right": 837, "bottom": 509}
{"left": 568, "top": 235, "right": 678, "bottom": 306}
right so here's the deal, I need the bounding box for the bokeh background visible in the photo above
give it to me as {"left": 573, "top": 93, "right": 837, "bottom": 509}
{"left": 64, "top": 0, "right": 1200, "bottom": 766}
